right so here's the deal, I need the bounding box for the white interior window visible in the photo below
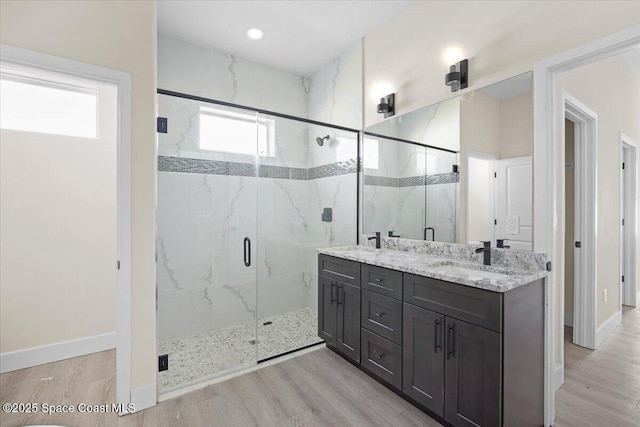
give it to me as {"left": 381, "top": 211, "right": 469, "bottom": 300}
{"left": 199, "top": 107, "right": 274, "bottom": 156}
{"left": 336, "top": 136, "right": 357, "bottom": 162}
{"left": 363, "top": 138, "right": 379, "bottom": 169}
{"left": 0, "top": 72, "right": 98, "bottom": 138}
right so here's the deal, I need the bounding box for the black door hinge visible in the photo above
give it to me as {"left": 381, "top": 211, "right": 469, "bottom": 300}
{"left": 622, "top": 275, "right": 625, "bottom": 283}
{"left": 159, "top": 354, "right": 169, "bottom": 372}
{"left": 575, "top": 241, "right": 582, "bottom": 248}
{"left": 157, "top": 117, "right": 168, "bottom": 134}
{"left": 546, "top": 261, "right": 552, "bottom": 272}
{"left": 117, "top": 260, "right": 120, "bottom": 270}
{"left": 452, "top": 164, "right": 459, "bottom": 173}
{"left": 494, "top": 172, "right": 497, "bottom": 178}
{"left": 494, "top": 219, "right": 497, "bottom": 225}
{"left": 622, "top": 162, "right": 625, "bottom": 170}
{"left": 623, "top": 219, "right": 625, "bottom": 226}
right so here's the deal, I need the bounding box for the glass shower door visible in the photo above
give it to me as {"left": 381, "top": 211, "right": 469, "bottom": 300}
{"left": 156, "top": 94, "right": 258, "bottom": 392}
{"left": 424, "top": 147, "right": 459, "bottom": 243}
{"left": 254, "top": 114, "right": 358, "bottom": 361}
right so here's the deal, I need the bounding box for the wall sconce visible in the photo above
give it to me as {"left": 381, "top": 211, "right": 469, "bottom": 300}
{"left": 377, "top": 93, "right": 395, "bottom": 118}
{"left": 445, "top": 59, "right": 468, "bottom": 92}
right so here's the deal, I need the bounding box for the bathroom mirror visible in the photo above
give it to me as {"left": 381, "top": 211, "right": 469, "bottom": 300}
{"left": 363, "top": 72, "right": 533, "bottom": 249}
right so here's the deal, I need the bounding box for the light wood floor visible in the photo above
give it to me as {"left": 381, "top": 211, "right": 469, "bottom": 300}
{"left": 1, "top": 306, "right": 637, "bottom": 427}
{"left": 555, "top": 305, "right": 640, "bottom": 426}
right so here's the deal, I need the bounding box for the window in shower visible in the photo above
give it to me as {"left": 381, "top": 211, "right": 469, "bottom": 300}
{"left": 363, "top": 137, "right": 379, "bottom": 169}
{"left": 199, "top": 106, "right": 275, "bottom": 156}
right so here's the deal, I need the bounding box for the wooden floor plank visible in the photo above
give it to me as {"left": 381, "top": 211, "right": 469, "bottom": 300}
{"left": 1, "top": 306, "right": 637, "bottom": 426}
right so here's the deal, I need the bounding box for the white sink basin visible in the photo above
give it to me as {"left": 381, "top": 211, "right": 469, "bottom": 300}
{"left": 433, "top": 265, "right": 512, "bottom": 281}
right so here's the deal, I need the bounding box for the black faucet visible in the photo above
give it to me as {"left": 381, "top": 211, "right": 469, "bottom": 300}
{"left": 388, "top": 231, "right": 400, "bottom": 238}
{"left": 497, "top": 239, "right": 510, "bottom": 249}
{"left": 424, "top": 227, "right": 435, "bottom": 241}
{"left": 368, "top": 232, "right": 381, "bottom": 249}
{"left": 475, "top": 241, "right": 492, "bottom": 265}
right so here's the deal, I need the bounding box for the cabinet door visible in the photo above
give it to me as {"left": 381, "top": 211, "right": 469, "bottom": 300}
{"left": 336, "top": 281, "right": 361, "bottom": 362}
{"left": 318, "top": 275, "right": 337, "bottom": 347}
{"left": 402, "top": 303, "right": 444, "bottom": 417}
{"left": 444, "top": 318, "right": 501, "bottom": 427}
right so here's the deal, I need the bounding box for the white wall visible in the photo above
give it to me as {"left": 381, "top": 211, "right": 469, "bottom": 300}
{"left": 1, "top": 81, "right": 117, "bottom": 354}
{"left": 468, "top": 157, "right": 494, "bottom": 243}
{"left": 0, "top": 0, "right": 157, "bottom": 391}
{"left": 554, "top": 55, "right": 640, "bottom": 360}
{"left": 499, "top": 92, "right": 533, "bottom": 158}
{"left": 364, "top": 1, "right": 640, "bottom": 127}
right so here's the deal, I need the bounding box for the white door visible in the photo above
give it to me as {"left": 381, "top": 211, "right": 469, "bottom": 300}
{"left": 495, "top": 156, "right": 533, "bottom": 250}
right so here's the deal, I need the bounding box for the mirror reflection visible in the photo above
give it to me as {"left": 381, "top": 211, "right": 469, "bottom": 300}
{"left": 363, "top": 72, "right": 533, "bottom": 250}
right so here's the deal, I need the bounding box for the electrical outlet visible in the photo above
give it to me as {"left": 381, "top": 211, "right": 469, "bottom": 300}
{"left": 158, "top": 354, "right": 168, "bottom": 372}
{"left": 603, "top": 289, "right": 608, "bottom": 303}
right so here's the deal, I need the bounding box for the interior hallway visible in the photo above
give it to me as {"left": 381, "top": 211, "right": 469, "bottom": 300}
{"left": 556, "top": 306, "right": 640, "bottom": 426}
{"left": 1, "top": 306, "right": 638, "bottom": 427}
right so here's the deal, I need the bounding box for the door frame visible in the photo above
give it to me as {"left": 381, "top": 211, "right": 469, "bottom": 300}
{"left": 533, "top": 25, "right": 640, "bottom": 426}
{"left": 562, "top": 94, "right": 598, "bottom": 356}
{"left": 0, "top": 44, "right": 133, "bottom": 413}
{"left": 620, "top": 133, "right": 638, "bottom": 307}
{"left": 465, "top": 150, "right": 497, "bottom": 245}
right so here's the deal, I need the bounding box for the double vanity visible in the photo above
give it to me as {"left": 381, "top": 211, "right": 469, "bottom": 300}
{"left": 317, "top": 237, "right": 547, "bottom": 427}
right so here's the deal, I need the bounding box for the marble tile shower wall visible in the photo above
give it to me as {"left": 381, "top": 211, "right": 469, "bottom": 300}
{"left": 157, "top": 36, "right": 361, "bottom": 343}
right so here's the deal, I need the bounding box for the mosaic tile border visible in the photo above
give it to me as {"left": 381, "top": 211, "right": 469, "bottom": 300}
{"left": 158, "top": 156, "right": 355, "bottom": 180}
{"left": 365, "top": 172, "right": 459, "bottom": 188}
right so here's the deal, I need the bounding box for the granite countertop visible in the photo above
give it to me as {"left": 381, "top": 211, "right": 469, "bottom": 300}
{"left": 318, "top": 245, "right": 548, "bottom": 293}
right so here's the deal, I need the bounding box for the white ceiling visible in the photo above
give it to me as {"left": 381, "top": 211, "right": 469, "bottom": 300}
{"left": 157, "top": 0, "right": 412, "bottom": 76}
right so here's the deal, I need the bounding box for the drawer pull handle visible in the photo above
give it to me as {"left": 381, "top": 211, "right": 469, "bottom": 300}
{"left": 434, "top": 319, "right": 441, "bottom": 353}
{"left": 337, "top": 284, "right": 344, "bottom": 307}
{"left": 374, "top": 278, "right": 383, "bottom": 282}
{"left": 330, "top": 282, "right": 337, "bottom": 304}
{"left": 374, "top": 352, "right": 384, "bottom": 359}
{"left": 374, "top": 312, "right": 384, "bottom": 317}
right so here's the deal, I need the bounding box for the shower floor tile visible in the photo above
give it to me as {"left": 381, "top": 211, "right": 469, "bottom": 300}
{"left": 158, "top": 307, "right": 321, "bottom": 393}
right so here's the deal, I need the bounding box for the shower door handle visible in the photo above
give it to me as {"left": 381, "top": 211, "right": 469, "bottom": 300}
{"left": 243, "top": 237, "right": 251, "bottom": 267}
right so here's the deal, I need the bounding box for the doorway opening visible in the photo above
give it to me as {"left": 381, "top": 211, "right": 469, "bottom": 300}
{"left": 561, "top": 94, "right": 598, "bottom": 371}
{"left": 620, "top": 134, "right": 638, "bottom": 308}
{"left": 0, "top": 44, "right": 133, "bottom": 412}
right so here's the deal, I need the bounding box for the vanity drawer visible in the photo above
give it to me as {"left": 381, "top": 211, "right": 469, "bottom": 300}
{"left": 361, "top": 328, "right": 402, "bottom": 389}
{"left": 403, "top": 273, "right": 503, "bottom": 333}
{"left": 318, "top": 254, "right": 360, "bottom": 287}
{"left": 361, "top": 264, "right": 402, "bottom": 299}
{"left": 362, "top": 290, "right": 403, "bottom": 344}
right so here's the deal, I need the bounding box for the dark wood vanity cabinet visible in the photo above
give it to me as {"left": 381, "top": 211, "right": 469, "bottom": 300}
{"left": 403, "top": 303, "right": 502, "bottom": 425}
{"left": 318, "top": 255, "right": 544, "bottom": 427}
{"left": 318, "top": 255, "right": 360, "bottom": 363}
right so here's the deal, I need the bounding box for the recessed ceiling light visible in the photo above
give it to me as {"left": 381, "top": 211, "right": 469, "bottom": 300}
{"left": 246, "top": 28, "right": 264, "bottom": 40}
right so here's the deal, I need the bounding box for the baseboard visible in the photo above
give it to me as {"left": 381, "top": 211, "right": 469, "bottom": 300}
{"left": 553, "top": 364, "right": 564, "bottom": 391}
{"left": 595, "top": 310, "right": 622, "bottom": 348}
{"left": 130, "top": 382, "right": 156, "bottom": 413}
{"left": 0, "top": 332, "right": 116, "bottom": 374}
{"left": 564, "top": 312, "right": 573, "bottom": 327}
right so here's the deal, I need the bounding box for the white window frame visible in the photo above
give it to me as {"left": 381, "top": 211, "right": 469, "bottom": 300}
{"left": 199, "top": 107, "right": 275, "bottom": 157}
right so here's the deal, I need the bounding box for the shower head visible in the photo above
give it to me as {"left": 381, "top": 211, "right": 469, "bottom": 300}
{"left": 316, "top": 135, "right": 330, "bottom": 146}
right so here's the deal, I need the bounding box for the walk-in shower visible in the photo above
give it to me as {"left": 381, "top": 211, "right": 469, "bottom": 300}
{"left": 156, "top": 91, "right": 359, "bottom": 393}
